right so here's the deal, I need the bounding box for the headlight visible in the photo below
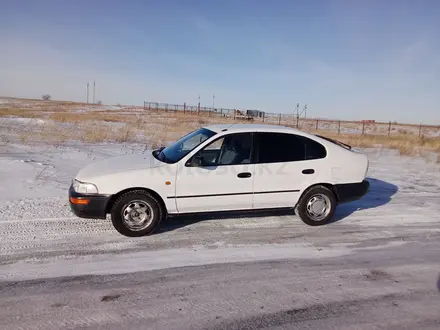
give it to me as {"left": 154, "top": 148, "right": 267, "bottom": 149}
{"left": 72, "top": 179, "right": 98, "bottom": 194}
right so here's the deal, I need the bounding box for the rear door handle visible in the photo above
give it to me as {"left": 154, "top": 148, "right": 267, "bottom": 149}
{"left": 237, "top": 172, "right": 252, "bottom": 178}
{"left": 302, "top": 169, "right": 315, "bottom": 175}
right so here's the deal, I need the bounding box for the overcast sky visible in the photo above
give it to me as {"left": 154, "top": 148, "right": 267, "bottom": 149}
{"left": 1, "top": 0, "right": 439, "bottom": 123}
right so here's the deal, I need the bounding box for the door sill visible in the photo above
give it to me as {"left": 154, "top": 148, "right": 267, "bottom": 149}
{"left": 168, "top": 207, "right": 294, "bottom": 218}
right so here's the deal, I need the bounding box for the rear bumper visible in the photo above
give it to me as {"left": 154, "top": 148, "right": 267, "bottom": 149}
{"left": 334, "top": 180, "right": 370, "bottom": 204}
{"left": 68, "top": 185, "right": 111, "bottom": 219}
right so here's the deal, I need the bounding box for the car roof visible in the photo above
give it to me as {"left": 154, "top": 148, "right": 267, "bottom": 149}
{"left": 203, "top": 123, "right": 304, "bottom": 134}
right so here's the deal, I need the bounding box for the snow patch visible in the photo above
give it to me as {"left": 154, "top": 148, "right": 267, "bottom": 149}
{"left": 0, "top": 117, "right": 46, "bottom": 125}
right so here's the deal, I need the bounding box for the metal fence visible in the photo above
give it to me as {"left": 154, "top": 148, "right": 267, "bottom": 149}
{"left": 143, "top": 101, "right": 440, "bottom": 138}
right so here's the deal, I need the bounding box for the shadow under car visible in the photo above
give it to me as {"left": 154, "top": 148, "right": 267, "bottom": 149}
{"left": 155, "top": 177, "right": 398, "bottom": 234}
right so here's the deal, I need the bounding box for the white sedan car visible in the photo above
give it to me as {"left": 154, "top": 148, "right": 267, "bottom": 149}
{"left": 69, "top": 124, "right": 370, "bottom": 237}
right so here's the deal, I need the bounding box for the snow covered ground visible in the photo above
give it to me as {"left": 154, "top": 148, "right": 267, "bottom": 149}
{"left": 0, "top": 141, "right": 440, "bottom": 329}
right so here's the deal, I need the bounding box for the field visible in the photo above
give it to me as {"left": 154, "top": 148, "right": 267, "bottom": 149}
{"left": 1, "top": 97, "right": 440, "bottom": 329}
{"left": 1, "top": 97, "right": 440, "bottom": 161}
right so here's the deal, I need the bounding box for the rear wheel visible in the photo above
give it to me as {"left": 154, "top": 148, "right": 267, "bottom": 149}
{"left": 295, "top": 185, "right": 336, "bottom": 226}
{"left": 110, "top": 190, "right": 163, "bottom": 237}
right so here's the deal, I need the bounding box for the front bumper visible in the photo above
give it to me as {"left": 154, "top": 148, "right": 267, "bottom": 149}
{"left": 68, "top": 184, "right": 111, "bottom": 219}
{"left": 334, "top": 180, "right": 370, "bottom": 204}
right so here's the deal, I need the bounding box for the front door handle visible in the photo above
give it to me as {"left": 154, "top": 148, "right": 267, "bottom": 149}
{"left": 237, "top": 172, "right": 252, "bottom": 178}
{"left": 302, "top": 169, "right": 315, "bottom": 175}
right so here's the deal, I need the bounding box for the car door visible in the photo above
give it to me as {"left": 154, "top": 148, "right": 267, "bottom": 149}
{"left": 175, "top": 132, "right": 255, "bottom": 213}
{"left": 252, "top": 132, "right": 327, "bottom": 209}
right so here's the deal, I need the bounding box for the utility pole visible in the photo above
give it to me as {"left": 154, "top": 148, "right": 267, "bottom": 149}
{"left": 197, "top": 94, "right": 201, "bottom": 115}
{"left": 295, "top": 103, "right": 300, "bottom": 127}
{"left": 86, "top": 83, "right": 89, "bottom": 104}
{"left": 212, "top": 94, "right": 215, "bottom": 110}
{"left": 93, "top": 81, "right": 96, "bottom": 104}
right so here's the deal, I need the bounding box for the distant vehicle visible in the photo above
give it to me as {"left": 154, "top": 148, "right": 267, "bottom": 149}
{"left": 69, "top": 124, "right": 370, "bottom": 237}
{"left": 246, "top": 109, "right": 265, "bottom": 118}
{"left": 234, "top": 109, "right": 254, "bottom": 120}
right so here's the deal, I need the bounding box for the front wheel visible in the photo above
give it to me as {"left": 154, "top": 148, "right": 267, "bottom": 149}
{"left": 110, "top": 190, "right": 163, "bottom": 237}
{"left": 295, "top": 185, "right": 336, "bottom": 226}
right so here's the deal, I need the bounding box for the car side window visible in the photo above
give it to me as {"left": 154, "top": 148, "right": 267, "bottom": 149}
{"left": 218, "top": 133, "right": 252, "bottom": 165}
{"left": 302, "top": 137, "right": 327, "bottom": 160}
{"left": 195, "top": 133, "right": 253, "bottom": 166}
{"left": 255, "top": 132, "right": 306, "bottom": 163}
{"left": 204, "top": 137, "right": 223, "bottom": 151}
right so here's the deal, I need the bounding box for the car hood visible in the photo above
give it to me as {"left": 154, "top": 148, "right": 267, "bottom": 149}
{"left": 75, "top": 151, "right": 166, "bottom": 182}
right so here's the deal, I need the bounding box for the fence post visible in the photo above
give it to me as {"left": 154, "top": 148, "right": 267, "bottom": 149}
{"left": 315, "top": 118, "right": 319, "bottom": 130}
{"left": 233, "top": 109, "right": 236, "bottom": 120}
{"left": 362, "top": 121, "right": 365, "bottom": 135}
{"left": 388, "top": 121, "right": 391, "bottom": 137}
{"left": 338, "top": 121, "right": 341, "bottom": 135}
{"left": 278, "top": 113, "right": 281, "bottom": 125}
{"left": 183, "top": 102, "right": 186, "bottom": 114}
{"left": 418, "top": 124, "right": 422, "bottom": 137}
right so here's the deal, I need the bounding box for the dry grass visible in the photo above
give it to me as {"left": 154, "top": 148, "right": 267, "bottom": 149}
{"left": 320, "top": 132, "right": 440, "bottom": 156}
{"left": 47, "top": 111, "right": 128, "bottom": 123}
{"left": 0, "top": 108, "right": 44, "bottom": 118}
{"left": 17, "top": 122, "right": 140, "bottom": 145}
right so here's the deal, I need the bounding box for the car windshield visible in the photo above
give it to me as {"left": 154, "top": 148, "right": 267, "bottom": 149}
{"left": 154, "top": 128, "right": 216, "bottom": 164}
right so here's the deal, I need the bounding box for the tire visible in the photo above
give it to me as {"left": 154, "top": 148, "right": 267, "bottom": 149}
{"left": 295, "top": 185, "right": 336, "bottom": 226}
{"left": 110, "top": 190, "right": 164, "bottom": 237}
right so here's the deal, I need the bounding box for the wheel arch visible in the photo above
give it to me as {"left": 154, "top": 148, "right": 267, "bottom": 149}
{"left": 105, "top": 187, "right": 167, "bottom": 215}
{"left": 296, "top": 183, "right": 338, "bottom": 207}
